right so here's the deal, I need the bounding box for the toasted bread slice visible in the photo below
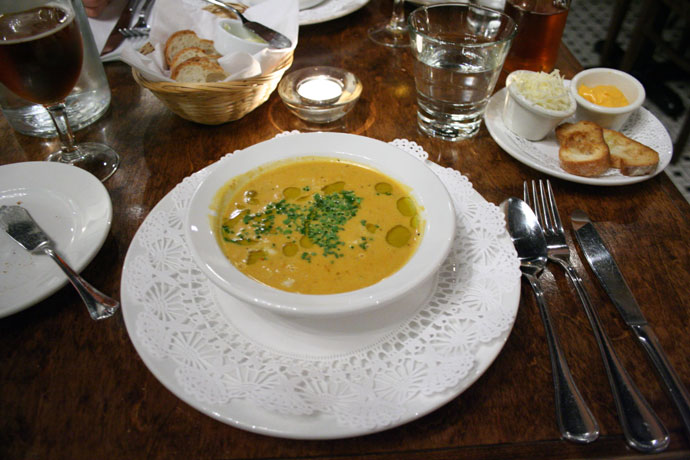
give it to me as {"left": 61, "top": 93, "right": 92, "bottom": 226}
{"left": 556, "top": 121, "right": 610, "bottom": 177}
{"left": 164, "top": 30, "right": 219, "bottom": 68}
{"left": 170, "top": 56, "right": 227, "bottom": 83}
{"left": 602, "top": 129, "right": 659, "bottom": 176}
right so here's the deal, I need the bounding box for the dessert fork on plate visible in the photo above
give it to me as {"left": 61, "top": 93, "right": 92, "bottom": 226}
{"left": 524, "top": 179, "right": 669, "bottom": 453}
{"left": 0, "top": 205, "right": 119, "bottom": 321}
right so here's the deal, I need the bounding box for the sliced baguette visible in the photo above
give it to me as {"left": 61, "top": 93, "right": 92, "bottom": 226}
{"left": 556, "top": 121, "right": 611, "bottom": 177}
{"left": 170, "top": 56, "right": 227, "bottom": 83}
{"left": 602, "top": 128, "right": 659, "bottom": 176}
{"left": 164, "top": 30, "right": 219, "bottom": 68}
{"left": 170, "top": 46, "right": 220, "bottom": 71}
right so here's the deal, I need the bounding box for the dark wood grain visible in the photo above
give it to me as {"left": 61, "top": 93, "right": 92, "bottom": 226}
{"left": 1, "top": 1, "right": 689, "bottom": 458}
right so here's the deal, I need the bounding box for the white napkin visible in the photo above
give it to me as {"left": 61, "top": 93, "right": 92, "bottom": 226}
{"left": 120, "top": 0, "right": 298, "bottom": 82}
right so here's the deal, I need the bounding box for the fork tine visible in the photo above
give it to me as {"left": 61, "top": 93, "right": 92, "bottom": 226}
{"left": 538, "top": 180, "right": 555, "bottom": 233}
{"left": 119, "top": 27, "right": 150, "bottom": 38}
{"left": 523, "top": 181, "right": 531, "bottom": 207}
{"left": 530, "top": 180, "right": 547, "bottom": 230}
{"left": 545, "top": 180, "right": 565, "bottom": 235}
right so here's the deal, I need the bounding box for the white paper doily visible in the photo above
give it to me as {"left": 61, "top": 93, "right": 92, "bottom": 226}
{"left": 120, "top": 135, "right": 521, "bottom": 439}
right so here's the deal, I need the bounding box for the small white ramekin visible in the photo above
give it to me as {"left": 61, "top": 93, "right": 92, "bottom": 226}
{"left": 215, "top": 19, "right": 271, "bottom": 56}
{"left": 570, "top": 67, "right": 645, "bottom": 130}
{"left": 503, "top": 70, "right": 576, "bottom": 141}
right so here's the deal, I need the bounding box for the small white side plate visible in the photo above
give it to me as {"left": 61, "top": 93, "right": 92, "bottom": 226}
{"left": 484, "top": 85, "right": 673, "bottom": 186}
{"left": 0, "top": 162, "right": 112, "bottom": 318}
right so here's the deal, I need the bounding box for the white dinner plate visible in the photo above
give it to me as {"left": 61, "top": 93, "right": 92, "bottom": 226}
{"left": 120, "top": 135, "right": 521, "bottom": 439}
{"left": 245, "top": 0, "right": 369, "bottom": 25}
{"left": 484, "top": 85, "right": 673, "bottom": 186}
{"left": 0, "top": 162, "right": 112, "bottom": 318}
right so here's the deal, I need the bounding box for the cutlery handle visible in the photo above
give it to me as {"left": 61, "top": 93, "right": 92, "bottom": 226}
{"left": 631, "top": 323, "right": 690, "bottom": 439}
{"left": 524, "top": 274, "right": 600, "bottom": 443}
{"left": 561, "top": 262, "right": 669, "bottom": 452}
{"left": 44, "top": 248, "right": 120, "bottom": 320}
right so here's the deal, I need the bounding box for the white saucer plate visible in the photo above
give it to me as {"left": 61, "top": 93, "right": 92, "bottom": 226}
{"left": 244, "top": 0, "right": 369, "bottom": 25}
{"left": 0, "top": 162, "right": 112, "bottom": 318}
{"left": 120, "top": 136, "right": 521, "bottom": 439}
{"left": 484, "top": 85, "right": 673, "bottom": 186}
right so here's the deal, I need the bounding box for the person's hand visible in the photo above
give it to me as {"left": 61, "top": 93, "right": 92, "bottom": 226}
{"left": 83, "top": 0, "right": 111, "bottom": 18}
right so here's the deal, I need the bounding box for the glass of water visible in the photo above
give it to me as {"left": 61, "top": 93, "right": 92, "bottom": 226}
{"left": 408, "top": 4, "right": 517, "bottom": 141}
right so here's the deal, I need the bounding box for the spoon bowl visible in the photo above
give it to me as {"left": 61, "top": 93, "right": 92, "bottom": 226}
{"left": 502, "top": 197, "right": 548, "bottom": 276}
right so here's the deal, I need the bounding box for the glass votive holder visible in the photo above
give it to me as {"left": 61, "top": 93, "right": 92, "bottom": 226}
{"left": 278, "top": 66, "right": 362, "bottom": 124}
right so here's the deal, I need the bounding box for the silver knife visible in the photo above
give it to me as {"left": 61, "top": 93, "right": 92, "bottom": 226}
{"left": 101, "top": 0, "right": 138, "bottom": 56}
{"left": 572, "top": 209, "right": 690, "bottom": 439}
{"left": 0, "top": 205, "right": 119, "bottom": 320}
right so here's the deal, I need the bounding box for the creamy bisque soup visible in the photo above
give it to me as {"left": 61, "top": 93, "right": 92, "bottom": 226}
{"left": 213, "top": 157, "right": 424, "bottom": 294}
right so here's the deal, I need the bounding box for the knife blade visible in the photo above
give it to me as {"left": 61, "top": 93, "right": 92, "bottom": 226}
{"left": 100, "top": 0, "right": 138, "bottom": 56}
{"left": 572, "top": 209, "right": 690, "bottom": 438}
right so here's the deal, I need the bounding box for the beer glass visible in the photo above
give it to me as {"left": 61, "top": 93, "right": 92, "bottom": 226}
{"left": 502, "top": 0, "right": 571, "bottom": 73}
{"left": 0, "top": 0, "right": 119, "bottom": 181}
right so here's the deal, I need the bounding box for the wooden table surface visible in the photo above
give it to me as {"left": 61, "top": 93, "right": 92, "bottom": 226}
{"left": 2, "top": 1, "right": 689, "bottom": 458}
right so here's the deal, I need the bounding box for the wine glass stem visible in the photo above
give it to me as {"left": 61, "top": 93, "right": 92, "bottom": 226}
{"left": 46, "top": 102, "right": 79, "bottom": 162}
{"left": 389, "top": 0, "right": 406, "bottom": 30}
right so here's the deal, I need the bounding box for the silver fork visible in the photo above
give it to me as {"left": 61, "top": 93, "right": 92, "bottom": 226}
{"left": 118, "top": 28, "right": 149, "bottom": 38}
{"left": 118, "top": 0, "right": 154, "bottom": 37}
{"left": 525, "top": 179, "right": 670, "bottom": 453}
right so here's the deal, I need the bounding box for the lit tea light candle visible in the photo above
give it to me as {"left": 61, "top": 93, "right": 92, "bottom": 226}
{"left": 296, "top": 76, "right": 343, "bottom": 104}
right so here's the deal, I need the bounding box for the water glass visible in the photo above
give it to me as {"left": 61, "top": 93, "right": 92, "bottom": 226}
{"left": 408, "top": 4, "right": 517, "bottom": 141}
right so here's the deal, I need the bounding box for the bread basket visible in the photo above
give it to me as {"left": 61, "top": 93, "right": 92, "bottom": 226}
{"left": 132, "top": 52, "right": 293, "bottom": 125}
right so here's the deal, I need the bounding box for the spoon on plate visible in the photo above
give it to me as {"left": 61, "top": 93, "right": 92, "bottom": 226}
{"left": 501, "top": 197, "right": 599, "bottom": 444}
{"left": 201, "top": 0, "right": 292, "bottom": 49}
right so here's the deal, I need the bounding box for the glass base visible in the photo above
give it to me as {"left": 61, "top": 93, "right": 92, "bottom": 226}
{"left": 417, "top": 112, "right": 482, "bottom": 141}
{"left": 368, "top": 24, "right": 409, "bottom": 48}
{"left": 47, "top": 142, "right": 120, "bottom": 182}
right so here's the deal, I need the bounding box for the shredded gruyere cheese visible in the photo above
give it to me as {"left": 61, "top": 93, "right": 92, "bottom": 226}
{"left": 511, "top": 69, "right": 572, "bottom": 111}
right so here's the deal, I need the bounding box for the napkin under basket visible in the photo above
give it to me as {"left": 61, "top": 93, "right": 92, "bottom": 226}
{"left": 132, "top": 52, "right": 293, "bottom": 125}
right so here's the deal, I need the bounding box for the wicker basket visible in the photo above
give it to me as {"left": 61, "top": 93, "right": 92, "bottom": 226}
{"left": 132, "top": 52, "right": 293, "bottom": 125}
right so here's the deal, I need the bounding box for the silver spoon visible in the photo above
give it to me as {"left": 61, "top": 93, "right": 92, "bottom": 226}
{"left": 501, "top": 197, "right": 599, "bottom": 443}
{"left": 201, "top": 0, "right": 292, "bottom": 49}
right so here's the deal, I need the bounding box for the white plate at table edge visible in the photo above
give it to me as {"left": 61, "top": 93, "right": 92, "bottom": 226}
{"left": 243, "top": 0, "right": 368, "bottom": 25}
{"left": 484, "top": 85, "right": 673, "bottom": 186}
{"left": 0, "top": 162, "right": 112, "bottom": 318}
{"left": 120, "top": 137, "right": 521, "bottom": 439}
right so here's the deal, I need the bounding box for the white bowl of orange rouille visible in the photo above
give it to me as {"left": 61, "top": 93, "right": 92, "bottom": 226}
{"left": 184, "top": 133, "right": 456, "bottom": 317}
{"left": 570, "top": 67, "right": 645, "bottom": 130}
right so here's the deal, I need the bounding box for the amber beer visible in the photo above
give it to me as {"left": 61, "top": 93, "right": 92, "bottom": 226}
{"left": 0, "top": 6, "right": 83, "bottom": 105}
{"left": 503, "top": 0, "right": 569, "bottom": 73}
